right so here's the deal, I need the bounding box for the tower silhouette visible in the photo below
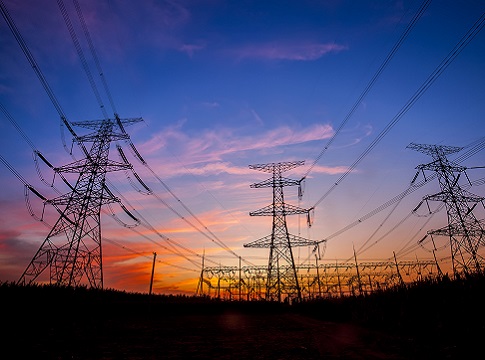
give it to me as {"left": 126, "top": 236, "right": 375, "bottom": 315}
{"left": 244, "top": 161, "right": 318, "bottom": 302}
{"left": 408, "top": 143, "right": 485, "bottom": 274}
{"left": 18, "top": 117, "right": 141, "bottom": 288}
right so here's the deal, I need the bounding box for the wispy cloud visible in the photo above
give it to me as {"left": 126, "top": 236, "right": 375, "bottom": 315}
{"left": 230, "top": 41, "right": 348, "bottom": 61}
{"left": 139, "top": 123, "right": 335, "bottom": 169}
{"left": 179, "top": 43, "right": 205, "bottom": 57}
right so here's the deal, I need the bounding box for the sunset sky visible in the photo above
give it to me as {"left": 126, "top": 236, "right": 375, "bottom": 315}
{"left": 1, "top": 0, "right": 484, "bottom": 294}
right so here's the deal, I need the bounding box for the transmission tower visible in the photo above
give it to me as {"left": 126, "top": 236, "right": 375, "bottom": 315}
{"left": 18, "top": 117, "right": 141, "bottom": 288}
{"left": 408, "top": 143, "right": 485, "bottom": 275}
{"left": 244, "top": 161, "right": 319, "bottom": 302}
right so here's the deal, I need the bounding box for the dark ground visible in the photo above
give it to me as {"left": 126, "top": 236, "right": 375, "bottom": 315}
{"left": 2, "top": 303, "right": 415, "bottom": 359}
{"left": 2, "top": 275, "right": 483, "bottom": 359}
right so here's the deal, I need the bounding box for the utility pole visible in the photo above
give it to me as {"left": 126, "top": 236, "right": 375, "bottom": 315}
{"left": 315, "top": 254, "right": 322, "bottom": 298}
{"left": 149, "top": 252, "right": 157, "bottom": 295}
{"left": 393, "top": 251, "right": 404, "bottom": 286}
{"left": 244, "top": 161, "right": 319, "bottom": 302}
{"left": 238, "top": 256, "right": 242, "bottom": 301}
{"left": 336, "top": 260, "right": 343, "bottom": 297}
{"left": 408, "top": 143, "right": 485, "bottom": 275}
{"left": 353, "top": 246, "right": 363, "bottom": 295}
{"left": 196, "top": 251, "right": 205, "bottom": 296}
{"left": 18, "top": 117, "right": 141, "bottom": 288}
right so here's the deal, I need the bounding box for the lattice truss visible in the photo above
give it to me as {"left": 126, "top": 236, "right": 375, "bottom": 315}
{"left": 243, "top": 161, "right": 320, "bottom": 302}
{"left": 408, "top": 143, "right": 485, "bottom": 274}
{"left": 18, "top": 117, "right": 141, "bottom": 288}
{"left": 199, "top": 260, "right": 438, "bottom": 300}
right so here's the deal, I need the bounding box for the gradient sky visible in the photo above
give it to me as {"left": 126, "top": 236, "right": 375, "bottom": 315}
{"left": 1, "top": 0, "right": 484, "bottom": 294}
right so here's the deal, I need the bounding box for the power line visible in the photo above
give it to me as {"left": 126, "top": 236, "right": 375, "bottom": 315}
{"left": 2, "top": 95, "right": 208, "bottom": 270}
{"left": 0, "top": 0, "right": 85, "bottom": 155}
{"left": 295, "top": 136, "right": 485, "bottom": 267}
{"left": 311, "top": 11, "right": 485, "bottom": 209}
{"left": 72, "top": 0, "right": 117, "bottom": 114}
{"left": 57, "top": 0, "right": 108, "bottom": 119}
{"left": 65, "top": 0, "right": 252, "bottom": 265}
{"left": 1, "top": 1, "right": 211, "bottom": 286}
{"left": 103, "top": 237, "right": 199, "bottom": 273}
{"left": 302, "top": 0, "right": 432, "bottom": 179}
{"left": 1, "top": 0, "right": 228, "bottom": 274}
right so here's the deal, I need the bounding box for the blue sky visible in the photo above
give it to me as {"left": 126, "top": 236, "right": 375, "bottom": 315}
{"left": 1, "top": 0, "right": 484, "bottom": 294}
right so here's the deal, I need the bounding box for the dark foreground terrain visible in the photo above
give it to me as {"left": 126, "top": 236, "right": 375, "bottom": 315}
{"left": 2, "top": 273, "right": 484, "bottom": 359}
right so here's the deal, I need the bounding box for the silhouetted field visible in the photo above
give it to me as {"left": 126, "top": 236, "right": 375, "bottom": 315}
{"left": 2, "top": 273, "right": 484, "bottom": 359}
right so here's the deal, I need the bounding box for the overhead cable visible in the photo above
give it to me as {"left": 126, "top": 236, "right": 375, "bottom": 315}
{"left": 311, "top": 11, "right": 485, "bottom": 209}
{"left": 69, "top": 0, "right": 251, "bottom": 265}
{"left": 303, "top": 0, "right": 432, "bottom": 179}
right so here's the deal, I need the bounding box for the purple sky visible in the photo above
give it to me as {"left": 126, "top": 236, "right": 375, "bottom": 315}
{"left": 1, "top": 0, "right": 484, "bottom": 294}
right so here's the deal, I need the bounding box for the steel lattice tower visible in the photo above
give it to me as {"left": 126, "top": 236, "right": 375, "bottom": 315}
{"left": 18, "top": 117, "right": 141, "bottom": 288}
{"left": 244, "top": 161, "right": 318, "bottom": 302}
{"left": 408, "top": 143, "right": 485, "bottom": 274}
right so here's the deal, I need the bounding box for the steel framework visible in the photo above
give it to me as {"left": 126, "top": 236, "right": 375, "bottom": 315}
{"left": 18, "top": 117, "right": 141, "bottom": 288}
{"left": 408, "top": 143, "right": 485, "bottom": 274}
{"left": 244, "top": 161, "right": 319, "bottom": 302}
{"left": 200, "top": 260, "right": 438, "bottom": 300}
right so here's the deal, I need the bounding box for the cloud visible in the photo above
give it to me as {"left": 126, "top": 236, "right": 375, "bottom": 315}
{"left": 200, "top": 101, "right": 220, "bottom": 108}
{"left": 179, "top": 43, "right": 205, "bottom": 57}
{"left": 230, "top": 41, "right": 348, "bottom": 61}
{"left": 136, "top": 122, "right": 335, "bottom": 177}
{"left": 306, "top": 164, "right": 352, "bottom": 175}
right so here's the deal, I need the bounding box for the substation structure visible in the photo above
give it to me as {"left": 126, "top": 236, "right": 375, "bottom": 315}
{"left": 198, "top": 259, "right": 438, "bottom": 301}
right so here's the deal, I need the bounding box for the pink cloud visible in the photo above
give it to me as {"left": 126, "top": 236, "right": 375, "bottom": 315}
{"left": 306, "top": 164, "right": 352, "bottom": 175}
{"left": 134, "top": 123, "right": 336, "bottom": 178}
{"left": 231, "top": 41, "right": 348, "bottom": 61}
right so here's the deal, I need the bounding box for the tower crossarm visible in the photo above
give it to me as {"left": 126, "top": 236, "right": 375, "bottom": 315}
{"left": 249, "top": 160, "right": 305, "bottom": 174}
{"left": 46, "top": 190, "right": 120, "bottom": 207}
{"left": 250, "top": 177, "right": 301, "bottom": 188}
{"left": 250, "top": 203, "right": 311, "bottom": 216}
{"left": 71, "top": 117, "right": 143, "bottom": 130}
{"left": 243, "top": 233, "right": 319, "bottom": 248}
{"left": 77, "top": 132, "right": 129, "bottom": 143}
{"left": 416, "top": 161, "right": 466, "bottom": 173}
{"left": 54, "top": 159, "right": 132, "bottom": 174}
{"left": 428, "top": 222, "right": 485, "bottom": 238}
{"left": 425, "top": 191, "right": 484, "bottom": 203}
{"left": 407, "top": 143, "right": 462, "bottom": 158}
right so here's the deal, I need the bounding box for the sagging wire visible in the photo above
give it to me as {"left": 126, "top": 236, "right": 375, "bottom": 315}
{"left": 24, "top": 184, "right": 47, "bottom": 222}
{"left": 106, "top": 202, "right": 140, "bottom": 228}
{"left": 33, "top": 151, "right": 55, "bottom": 188}
{"left": 117, "top": 145, "right": 152, "bottom": 195}
{"left": 411, "top": 199, "right": 442, "bottom": 218}
{"left": 418, "top": 234, "right": 449, "bottom": 253}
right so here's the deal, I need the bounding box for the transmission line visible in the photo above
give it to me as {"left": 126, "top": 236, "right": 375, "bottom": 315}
{"left": 3, "top": 97, "right": 204, "bottom": 268}
{"left": 72, "top": 0, "right": 117, "bottom": 114}
{"left": 311, "top": 11, "right": 485, "bottom": 209}
{"left": 0, "top": 1, "right": 86, "bottom": 155}
{"left": 57, "top": 0, "right": 109, "bottom": 119}
{"left": 0, "top": 106, "right": 202, "bottom": 275}
{"left": 2, "top": 0, "right": 235, "bottom": 274}
{"left": 102, "top": 237, "right": 199, "bottom": 273}
{"left": 106, "top": 180, "right": 220, "bottom": 267}
{"left": 1, "top": 1, "right": 215, "bottom": 286}
{"left": 302, "top": 0, "right": 432, "bottom": 179}
{"left": 63, "top": 0, "right": 252, "bottom": 265}
{"left": 297, "top": 136, "right": 485, "bottom": 267}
